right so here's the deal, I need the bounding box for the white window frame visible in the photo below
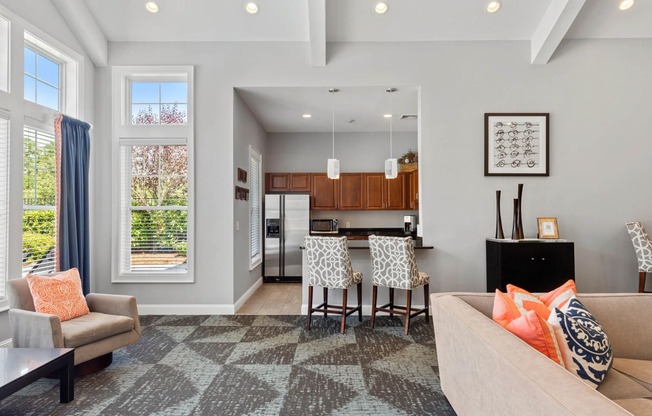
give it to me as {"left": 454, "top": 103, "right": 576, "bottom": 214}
{"left": 112, "top": 66, "right": 194, "bottom": 283}
{"left": 249, "top": 146, "right": 262, "bottom": 270}
{"left": 0, "top": 111, "right": 9, "bottom": 308}
{"left": 0, "top": 15, "right": 9, "bottom": 93}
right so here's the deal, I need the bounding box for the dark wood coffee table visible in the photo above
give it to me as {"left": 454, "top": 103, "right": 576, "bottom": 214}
{"left": 0, "top": 348, "right": 74, "bottom": 403}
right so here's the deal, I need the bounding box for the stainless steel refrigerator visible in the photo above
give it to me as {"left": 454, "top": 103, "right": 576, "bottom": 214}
{"left": 264, "top": 194, "right": 310, "bottom": 283}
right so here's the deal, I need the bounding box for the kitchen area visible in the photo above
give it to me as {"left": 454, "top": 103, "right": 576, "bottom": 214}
{"left": 235, "top": 86, "right": 431, "bottom": 314}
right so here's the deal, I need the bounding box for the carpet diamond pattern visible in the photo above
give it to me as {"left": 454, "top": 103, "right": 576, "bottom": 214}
{"left": 0, "top": 315, "right": 454, "bottom": 415}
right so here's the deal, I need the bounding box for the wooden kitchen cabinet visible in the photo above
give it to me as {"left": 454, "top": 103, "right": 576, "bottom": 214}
{"left": 339, "top": 173, "right": 365, "bottom": 210}
{"left": 364, "top": 173, "right": 385, "bottom": 210}
{"left": 385, "top": 172, "right": 408, "bottom": 210}
{"left": 409, "top": 170, "right": 419, "bottom": 209}
{"left": 311, "top": 173, "right": 339, "bottom": 210}
{"left": 290, "top": 173, "right": 311, "bottom": 192}
{"left": 486, "top": 239, "right": 575, "bottom": 292}
{"left": 266, "top": 173, "right": 311, "bottom": 193}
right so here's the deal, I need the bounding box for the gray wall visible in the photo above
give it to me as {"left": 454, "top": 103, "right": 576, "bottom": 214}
{"left": 88, "top": 38, "right": 651, "bottom": 308}
{"left": 233, "top": 91, "right": 267, "bottom": 302}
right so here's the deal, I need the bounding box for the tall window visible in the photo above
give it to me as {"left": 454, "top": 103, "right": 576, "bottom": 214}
{"left": 119, "top": 142, "right": 188, "bottom": 275}
{"left": 0, "top": 15, "right": 9, "bottom": 93}
{"left": 23, "top": 46, "right": 61, "bottom": 111}
{"left": 249, "top": 146, "right": 262, "bottom": 269}
{"left": 0, "top": 115, "right": 9, "bottom": 300}
{"left": 131, "top": 81, "right": 187, "bottom": 125}
{"left": 22, "top": 127, "right": 56, "bottom": 276}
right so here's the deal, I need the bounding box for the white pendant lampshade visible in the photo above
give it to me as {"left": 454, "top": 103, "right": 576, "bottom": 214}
{"left": 327, "top": 88, "right": 340, "bottom": 179}
{"left": 385, "top": 158, "right": 398, "bottom": 179}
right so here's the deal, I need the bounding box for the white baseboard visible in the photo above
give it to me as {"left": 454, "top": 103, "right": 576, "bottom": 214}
{"left": 138, "top": 304, "right": 235, "bottom": 315}
{"left": 0, "top": 338, "right": 12, "bottom": 348}
{"left": 234, "top": 278, "right": 263, "bottom": 313}
{"left": 300, "top": 304, "right": 426, "bottom": 315}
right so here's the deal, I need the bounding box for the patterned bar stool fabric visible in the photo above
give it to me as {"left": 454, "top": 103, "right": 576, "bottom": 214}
{"left": 626, "top": 221, "right": 652, "bottom": 293}
{"left": 368, "top": 235, "right": 430, "bottom": 335}
{"left": 304, "top": 236, "right": 363, "bottom": 334}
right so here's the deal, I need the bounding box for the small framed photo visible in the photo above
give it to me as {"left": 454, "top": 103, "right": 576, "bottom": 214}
{"left": 537, "top": 217, "right": 559, "bottom": 239}
{"left": 484, "top": 113, "right": 549, "bottom": 176}
{"left": 237, "top": 168, "right": 248, "bottom": 183}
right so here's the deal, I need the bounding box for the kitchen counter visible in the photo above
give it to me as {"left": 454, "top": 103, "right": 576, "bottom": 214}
{"left": 310, "top": 227, "right": 416, "bottom": 239}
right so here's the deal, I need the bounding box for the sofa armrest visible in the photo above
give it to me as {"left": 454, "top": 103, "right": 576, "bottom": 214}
{"left": 8, "top": 309, "right": 64, "bottom": 348}
{"left": 86, "top": 293, "right": 141, "bottom": 336}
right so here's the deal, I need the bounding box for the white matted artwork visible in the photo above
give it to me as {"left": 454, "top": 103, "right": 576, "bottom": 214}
{"left": 484, "top": 113, "right": 549, "bottom": 176}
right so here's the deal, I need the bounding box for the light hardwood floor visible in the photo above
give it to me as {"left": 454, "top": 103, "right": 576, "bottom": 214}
{"left": 236, "top": 283, "right": 302, "bottom": 315}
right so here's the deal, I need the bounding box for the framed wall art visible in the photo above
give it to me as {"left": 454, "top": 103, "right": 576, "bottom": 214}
{"left": 537, "top": 217, "right": 559, "bottom": 239}
{"left": 484, "top": 113, "right": 549, "bottom": 176}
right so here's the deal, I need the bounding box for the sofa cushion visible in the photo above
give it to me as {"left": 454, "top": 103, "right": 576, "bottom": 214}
{"left": 549, "top": 297, "right": 613, "bottom": 388}
{"left": 61, "top": 312, "right": 134, "bottom": 348}
{"left": 26, "top": 269, "right": 90, "bottom": 321}
{"left": 598, "top": 364, "right": 652, "bottom": 400}
{"left": 613, "top": 399, "right": 652, "bottom": 416}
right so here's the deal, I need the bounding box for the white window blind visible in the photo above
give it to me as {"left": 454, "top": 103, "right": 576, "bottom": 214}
{"left": 119, "top": 143, "right": 189, "bottom": 275}
{"left": 0, "top": 115, "right": 9, "bottom": 299}
{"left": 249, "top": 146, "right": 262, "bottom": 268}
{"left": 22, "top": 127, "right": 56, "bottom": 276}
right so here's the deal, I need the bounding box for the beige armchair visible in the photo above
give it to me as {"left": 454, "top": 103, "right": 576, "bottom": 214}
{"left": 7, "top": 278, "right": 141, "bottom": 375}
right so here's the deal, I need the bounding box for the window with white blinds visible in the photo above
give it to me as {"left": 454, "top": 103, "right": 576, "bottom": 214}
{"left": 119, "top": 142, "right": 189, "bottom": 277}
{"left": 0, "top": 115, "right": 9, "bottom": 300}
{"left": 22, "top": 127, "right": 56, "bottom": 276}
{"left": 249, "top": 146, "right": 262, "bottom": 269}
{"left": 0, "top": 15, "right": 9, "bottom": 93}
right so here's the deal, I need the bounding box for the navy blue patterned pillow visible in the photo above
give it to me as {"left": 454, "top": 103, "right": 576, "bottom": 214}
{"left": 548, "top": 297, "right": 613, "bottom": 388}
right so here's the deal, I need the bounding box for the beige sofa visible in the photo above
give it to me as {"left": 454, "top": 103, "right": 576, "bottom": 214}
{"left": 431, "top": 293, "right": 652, "bottom": 416}
{"left": 7, "top": 278, "right": 141, "bottom": 372}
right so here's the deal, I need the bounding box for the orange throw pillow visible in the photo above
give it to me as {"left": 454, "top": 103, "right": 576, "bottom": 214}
{"left": 492, "top": 289, "right": 521, "bottom": 327}
{"left": 505, "top": 310, "right": 564, "bottom": 366}
{"left": 506, "top": 280, "right": 577, "bottom": 320}
{"left": 26, "top": 268, "right": 90, "bottom": 321}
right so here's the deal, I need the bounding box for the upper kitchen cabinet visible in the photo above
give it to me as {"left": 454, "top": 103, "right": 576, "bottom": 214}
{"left": 386, "top": 172, "right": 409, "bottom": 210}
{"left": 364, "top": 173, "right": 385, "bottom": 210}
{"left": 311, "top": 173, "right": 339, "bottom": 210}
{"left": 408, "top": 170, "right": 419, "bottom": 210}
{"left": 339, "top": 173, "right": 365, "bottom": 210}
{"left": 266, "top": 173, "right": 311, "bottom": 193}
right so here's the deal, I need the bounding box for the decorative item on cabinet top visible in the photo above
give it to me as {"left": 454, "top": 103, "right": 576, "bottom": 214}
{"left": 398, "top": 150, "right": 418, "bottom": 172}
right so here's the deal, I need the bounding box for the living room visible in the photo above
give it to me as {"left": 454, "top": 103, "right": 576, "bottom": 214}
{"left": 1, "top": 0, "right": 651, "bottom": 415}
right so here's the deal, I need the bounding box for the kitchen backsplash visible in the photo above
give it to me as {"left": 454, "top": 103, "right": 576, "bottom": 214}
{"left": 311, "top": 210, "right": 418, "bottom": 228}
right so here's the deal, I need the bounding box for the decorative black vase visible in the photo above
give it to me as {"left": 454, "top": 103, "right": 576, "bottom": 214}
{"left": 516, "top": 183, "right": 524, "bottom": 239}
{"left": 511, "top": 198, "right": 521, "bottom": 240}
{"left": 495, "top": 190, "right": 504, "bottom": 239}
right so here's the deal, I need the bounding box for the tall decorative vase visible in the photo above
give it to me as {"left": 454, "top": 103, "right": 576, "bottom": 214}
{"left": 516, "top": 183, "right": 524, "bottom": 239}
{"left": 511, "top": 198, "right": 521, "bottom": 240}
{"left": 495, "top": 190, "right": 504, "bottom": 239}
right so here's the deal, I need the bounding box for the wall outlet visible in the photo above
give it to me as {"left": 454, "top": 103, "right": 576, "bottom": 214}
{"left": 235, "top": 221, "right": 240, "bottom": 231}
{"left": 345, "top": 221, "right": 351, "bottom": 228}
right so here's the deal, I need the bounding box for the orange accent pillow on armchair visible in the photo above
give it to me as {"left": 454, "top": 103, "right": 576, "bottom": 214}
{"left": 26, "top": 268, "right": 90, "bottom": 321}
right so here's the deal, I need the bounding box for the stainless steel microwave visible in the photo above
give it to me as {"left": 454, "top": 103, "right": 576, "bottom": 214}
{"left": 311, "top": 219, "right": 339, "bottom": 234}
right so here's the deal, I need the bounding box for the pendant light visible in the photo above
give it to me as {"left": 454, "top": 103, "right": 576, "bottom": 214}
{"left": 385, "top": 87, "right": 398, "bottom": 179}
{"left": 327, "top": 88, "right": 340, "bottom": 179}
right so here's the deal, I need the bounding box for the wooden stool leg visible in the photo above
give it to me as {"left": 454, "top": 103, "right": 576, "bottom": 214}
{"left": 307, "top": 286, "right": 313, "bottom": 330}
{"left": 424, "top": 283, "right": 430, "bottom": 321}
{"left": 357, "top": 282, "right": 363, "bottom": 322}
{"left": 640, "top": 271, "right": 647, "bottom": 293}
{"left": 389, "top": 288, "right": 395, "bottom": 317}
{"left": 323, "top": 288, "right": 328, "bottom": 318}
{"left": 371, "top": 285, "right": 378, "bottom": 328}
{"left": 404, "top": 289, "right": 412, "bottom": 335}
{"left": 341, "top": 288, "right": 348, "bottom": 334}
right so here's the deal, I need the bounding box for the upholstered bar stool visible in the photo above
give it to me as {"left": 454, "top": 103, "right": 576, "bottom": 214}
{"left": 626, "top": 221, "right": 652, "bottom": 293}
{"left": 304, "top": 236, "right": 363, "bottom": 334}
{"left": 368, "top": 235, "right": 430, "bottom": 335}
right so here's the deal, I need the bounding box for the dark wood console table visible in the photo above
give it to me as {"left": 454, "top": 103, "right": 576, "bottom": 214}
{"left": 486, "top": 238, "right": 575, "bottom": 292}
{"left": 0, "top": 348, "right": 74, "bottom": 403}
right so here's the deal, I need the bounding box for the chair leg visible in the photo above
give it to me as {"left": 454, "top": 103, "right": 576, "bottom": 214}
{"left": 404, "top": 289, "right": 412, "bottom": 335}
{"left": 341, "top": 288, "right": 348, "bottom": 334}
{"left": 307, "top": 286, "right": 313, "bottom": 330}
{"left": 389, "top": 288, "right": 395, "bottom": 317}
{"left": 357, "top": 282, "right": 362, "bottom": 322}
{"left": 323, "top": 288, "right": 328, "bottom": 318}
{"left": 371, "top": 285, "right": 378, "bottom": 328}
{"left": 640, "top": 271, "right": 647, "bottom": 293}
{"left": 424, "top": 283, "right": 430, "bottom": 322}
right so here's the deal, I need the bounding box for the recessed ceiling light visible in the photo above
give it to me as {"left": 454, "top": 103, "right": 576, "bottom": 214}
{"left": 245, "top": 2, "right": 259, "bottom": 14}
{"left": 302, "top": 114, "right": 312, "bottom": 118}
{"left": 486, "top": 1, "right": 501, "bottom": 13}
{"left": 383, "top": 114, "right": 393, "bottom": 118}
{"left": 145, "top": 1, "right": 159, "bottom": 13}
{"left": 619, "top": 0, "right": 634, "bottom": 10}
{"left": 375, "top": 2, "right": 389, "bottom": 14}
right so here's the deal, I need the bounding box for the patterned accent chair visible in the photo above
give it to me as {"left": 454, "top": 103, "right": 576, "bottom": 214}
{"left": 368, "top": 235, "right": 430, "bottom": 334}
{"left": 304, "top": 236, "right": 363, "bottom": 334}
{"left": 625, "top": 221, "right": 652, "bottom": 293}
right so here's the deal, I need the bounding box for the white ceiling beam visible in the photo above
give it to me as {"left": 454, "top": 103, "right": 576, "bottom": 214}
{"left": 531, "top": 0, "right": 586, "bottom": 65}
{"left": 307, "top": 0, "right": 326, "bottom": 66}
{"left": 52, "top": 0, "right": 108, "bottom": 67}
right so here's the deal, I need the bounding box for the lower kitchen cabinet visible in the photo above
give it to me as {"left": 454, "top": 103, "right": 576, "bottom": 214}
{"left": 486, "top": 239, "right": 575, "bottom": 292}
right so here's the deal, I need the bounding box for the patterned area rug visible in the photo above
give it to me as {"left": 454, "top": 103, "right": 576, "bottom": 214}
{"left": 0, "top": 315, "right": 455, "bottom": 415}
